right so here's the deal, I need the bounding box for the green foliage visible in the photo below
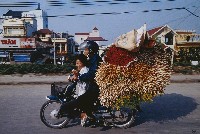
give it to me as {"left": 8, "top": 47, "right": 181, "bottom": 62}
{"left": 114, "top": 95, "right": 141, "bottom": 110}
{"left": 176, "top": 47, "right": 200, "bottom": 62}
{"left": 0, "top": 65, "right": 15, "bottom": 75}
{"left": 173, "top": 61, "right": 200, "bottom": 74}
{"left": 173, "top": 61, "right": 191, "bottom": 66}
{"left": 0, "top": 63, "right": 75, "bottom": 75}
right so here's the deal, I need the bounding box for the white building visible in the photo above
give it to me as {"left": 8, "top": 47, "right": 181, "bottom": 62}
{"left": 75, "top": 27, "right": 106, "bottom": 45}
{"left": 147, "top": 25, "right": 178, "bottom": 64}
{"left": 2, "top": 18, "right": 37, "bottom": 37}
{"left": 147, "top": 25, "right": 177, "bottom": 50}
{"left": 0, "top": 21, "right": 3, "bottom": 37}
{"left": 75, "top": 32, "right": 89, "bottom": 45}
{"left": 22, "top": 5, "right": 48, "bottom": 30}
{"left": 75, "top": 27, "right": 107, "bottom": 54}
{"left": 2, "top": 3, "right": 48, "bottom": 31}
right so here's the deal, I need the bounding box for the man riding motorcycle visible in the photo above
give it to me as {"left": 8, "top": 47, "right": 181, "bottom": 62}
{"left": 59, "top": 41, "right": 102, "bottom": 126}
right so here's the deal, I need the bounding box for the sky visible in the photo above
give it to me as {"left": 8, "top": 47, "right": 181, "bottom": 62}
{"left": 0, "top": 0, "right": 200, "bottom": 45}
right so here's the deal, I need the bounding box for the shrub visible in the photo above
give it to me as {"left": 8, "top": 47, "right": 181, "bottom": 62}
{"left": 173, "top": 61, "right": 200, "bottom": 74}
{"left": 0, "top": 63, "right": 75, "bottom": 75}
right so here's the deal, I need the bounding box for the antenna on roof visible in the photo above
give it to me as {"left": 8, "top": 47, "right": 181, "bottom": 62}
{"left": 36, "top": 3, "right": 41, "bottom": 10}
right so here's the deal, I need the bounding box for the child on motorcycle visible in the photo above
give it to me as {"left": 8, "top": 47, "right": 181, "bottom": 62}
{"left": 68, "top": 54, "right": 89, "bottom": 98}
{"left": 59, "top": 41, "right": 102, "bottom": 127}
{"left": 66, "top": 54, "right": 90, "bottom": 126}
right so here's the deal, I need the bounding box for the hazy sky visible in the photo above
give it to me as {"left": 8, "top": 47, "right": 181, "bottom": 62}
{"left": 0, "top": 0, "right": 200, "bottom": 45}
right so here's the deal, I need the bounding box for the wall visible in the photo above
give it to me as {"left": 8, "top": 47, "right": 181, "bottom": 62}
{"left": 75, "top": 34, "right": 89, "bottom": 45}
{"left": 2, "top": 18, "right": 37, "bottom": 37}
{"left": 153, "top": 26, "right": 176, "bottom": 50}
{"left": 25, "top": 19, "right": 37, "bottom": 37}
{"left": 22, "top": 9, "right": 48, "bottom": 30}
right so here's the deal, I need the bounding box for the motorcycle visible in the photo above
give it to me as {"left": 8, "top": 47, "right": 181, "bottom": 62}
{"left": 40, "top": 82, "right": 137, "bottom": 129}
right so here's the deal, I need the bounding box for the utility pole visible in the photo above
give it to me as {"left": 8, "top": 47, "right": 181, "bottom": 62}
{"left": 53, "top": 32, "right": 56, "bottom": 65}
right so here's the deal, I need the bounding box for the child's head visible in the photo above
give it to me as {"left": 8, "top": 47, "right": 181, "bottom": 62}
{"left": 76, "top": 54, "right": 88, "bottom": 71}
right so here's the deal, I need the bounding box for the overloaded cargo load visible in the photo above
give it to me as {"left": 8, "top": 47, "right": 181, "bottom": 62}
{"left": 95, "top": 25, "right": 173, "bottom": 109}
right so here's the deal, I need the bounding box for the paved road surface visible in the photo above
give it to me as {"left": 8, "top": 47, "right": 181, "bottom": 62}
{"left": 0, "top": 74, "right": 200, "bottom": 85}
{"left": 0, "top": 83, "right": 200, "bottom": 134}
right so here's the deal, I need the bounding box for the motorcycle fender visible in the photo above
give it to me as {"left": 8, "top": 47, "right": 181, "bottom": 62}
{"left": 46, "top": 95, "right": 59, "bottom": 100}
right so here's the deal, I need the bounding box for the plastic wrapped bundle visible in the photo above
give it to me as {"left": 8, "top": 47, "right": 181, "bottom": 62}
{"left": 95, "top": 44, "right": 172, "bottom": 108}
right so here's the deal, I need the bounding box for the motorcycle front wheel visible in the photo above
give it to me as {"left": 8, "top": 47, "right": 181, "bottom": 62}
{"left": 40, "top": 100, "right": 71, "bottom": 129}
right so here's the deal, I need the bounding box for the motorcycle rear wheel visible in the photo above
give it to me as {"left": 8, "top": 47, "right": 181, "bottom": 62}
{"left": 107, "top": 107, "right": 136, "bottom": 128}
{"left": 40, "top": 100, "right": 71, "bottom": 129}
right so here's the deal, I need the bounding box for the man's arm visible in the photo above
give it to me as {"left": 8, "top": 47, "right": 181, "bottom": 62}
{"left": 79, "top": 55, "right": 100, "bottom": 82}
{"left": 79, "top": 61, "right": 97, "bottom": 82}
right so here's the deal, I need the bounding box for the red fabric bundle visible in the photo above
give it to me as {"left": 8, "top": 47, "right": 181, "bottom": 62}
{"left": 104, "top": 45, "right": 137, "bottom": 66}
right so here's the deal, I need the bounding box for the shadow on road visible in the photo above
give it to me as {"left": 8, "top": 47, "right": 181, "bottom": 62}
{"left": 61, "top": 93, "right": 198, "bottom": 130}
{"left": 134, "top": 93, "right": 198, "bottom": 126}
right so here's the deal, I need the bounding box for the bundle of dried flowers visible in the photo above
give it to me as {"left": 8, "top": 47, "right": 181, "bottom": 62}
{"left": 95, "top": 43, "right": 172, "bottom": 108}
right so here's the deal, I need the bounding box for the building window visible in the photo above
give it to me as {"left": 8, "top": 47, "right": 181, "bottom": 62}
{"left": 75, "top": 46, "right": 79, "bottom": 52}
{"left": 4, "top": 28, "right": 7, "bottom": 34}
{"left": 61, "top": 44, "right": 65, "bottom": 52}
{"left": 165, "top": 32, "right": 173, "bottom": 45}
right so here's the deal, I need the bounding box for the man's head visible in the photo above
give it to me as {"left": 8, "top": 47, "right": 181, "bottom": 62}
{"left": 84, "top": 41, "right": 99, "bottom": 56}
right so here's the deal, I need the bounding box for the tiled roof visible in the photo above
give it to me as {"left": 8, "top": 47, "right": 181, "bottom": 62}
{"left": 3, "top": 10, "right": 23, "bottom": 18}
{"left": 75, "top": 33, "right": 89, "bottom": 35}
{"left": 147, "top": 26, "right": 163, "bottom": 36}
{"left": 176, "top": 42, "right": 200, "bottom": 47}
{"left": 85, "top": 37, "right": 107, "bottom": 41}
{"left": 175, "top": 31, "right": 193, "bottom": 34}
{"left": 37, "top": 29, "right": 52, "bottom": 34}
{"left": 93, "top": 27, "right": 98, "bottom": 30}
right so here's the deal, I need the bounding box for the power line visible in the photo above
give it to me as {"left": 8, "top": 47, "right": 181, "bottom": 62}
{"left": 37, "top": 7, "right": 187, "bottom": 18}
{"left": 0, "top": 6, "right": 187, "bottom": 19}
{"left": 148, "top": 0, "right": 200, "bottom": 30}
{"left": 174, "top": 5, "right": 200, "bottom": 28}
{"left": 184, "top": 8, "right": 200, "bottom": 18}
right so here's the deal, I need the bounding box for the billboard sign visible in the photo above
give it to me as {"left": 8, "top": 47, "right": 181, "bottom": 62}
{"left": 20, "top": 38, "right": 35, "bottom": 48}
{"left": 0, "top": 38, "right": 36, "bottom": 49}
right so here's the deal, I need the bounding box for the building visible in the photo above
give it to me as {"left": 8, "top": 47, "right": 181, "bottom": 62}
{"left": 147, "top": 25, "right": 177, "bottom": 50}
{"left": 21, "top": 4, "right": 48, "bottom": 30}
{"left": 2, "top": 18, "right": 37, "bottom": 38}
{"left": 2, "top": 3, "right": 48, "bottom": 31}
{"left": 174, "top": 30, "right": 200, "bottom": 63}
{"left": 75, "top": 27, "right": 107, "bottom": 54}
{"left": 36, "top": 29, "right": 75, "bottom": 55}
{"left": 0, "top": 4, "right": 48, "bottom": 64}
{"left": 147, "top": 25, "right": 200, "bottom": 64}
{"left": 0, "top": 16, "right": 37, "bottom": 63}
{"left": 175, "top": 30, "right": 200, "bottom": 49}
{"left": 147, "top": 25, "right": 178, "bottom": 63}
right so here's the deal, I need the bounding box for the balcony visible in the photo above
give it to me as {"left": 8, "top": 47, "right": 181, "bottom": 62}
{"left": 176, "top": 34, "right": 200, "bottom": 43}
{"left": 40, "top": 37, "right": 67, "bottom": 43}
{"left": 3, "top": 33, "right": 26, "bottom": 37}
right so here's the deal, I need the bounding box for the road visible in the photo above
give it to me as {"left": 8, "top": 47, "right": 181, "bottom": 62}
{"left": 0, "top": 83, "right": 200, "bottom": 134}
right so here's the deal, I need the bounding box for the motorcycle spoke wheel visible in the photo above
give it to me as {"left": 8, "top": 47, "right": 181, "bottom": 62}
{"left": 40, "top": 100, "right": 70, "bottom": 129}
{"left": 108, "top": 107, "right": 136, "bottom": 128}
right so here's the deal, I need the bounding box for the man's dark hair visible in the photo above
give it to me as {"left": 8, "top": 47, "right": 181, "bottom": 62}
{"left": 76, "top": 54, "right": 88, "bottom": 66}
{"left": 86, "top": 41, "right": 99, "bottom": 54}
